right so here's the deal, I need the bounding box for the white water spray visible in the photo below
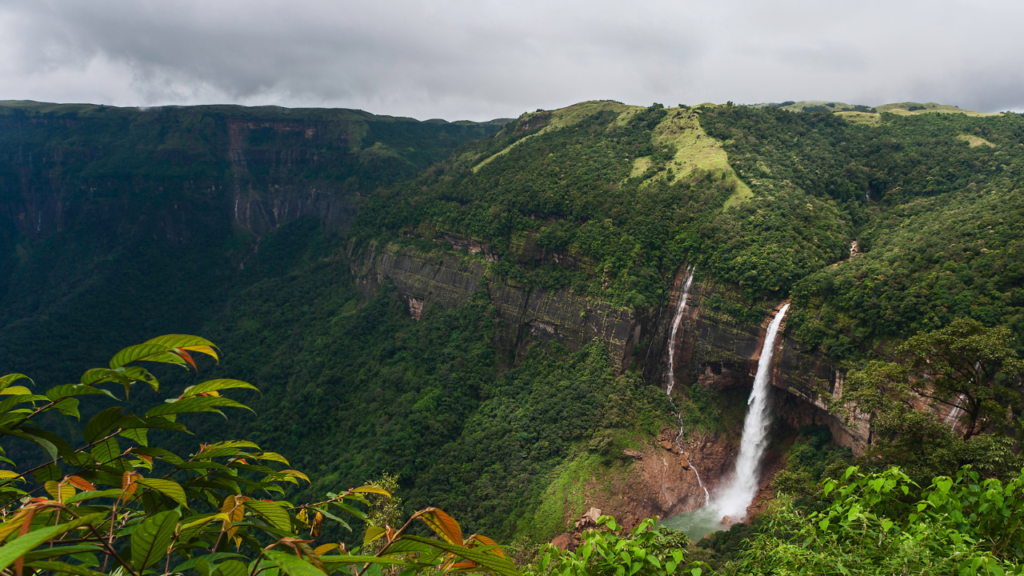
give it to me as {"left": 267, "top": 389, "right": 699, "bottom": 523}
{"left": 672, "top": 409, "right": 710, "bottom": 505}
{"left": 945, "top": 394, "right": 965, "bottom": 426}
{"left": 666, "top": 266, "right": 696, "bottom": 396}
{"left": 713, "top": 303, "right": 789, "bottom": 520}
{"left": 663, "top": 266, "right": 709, "bottom": 504}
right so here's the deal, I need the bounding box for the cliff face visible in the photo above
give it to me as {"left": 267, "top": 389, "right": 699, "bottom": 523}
{"left": 353, "top": 243, "right": 639, "bottom": 370}
{"left": 353, "top": 244, "right": 869, "bottom": 455}
{"left": 225, "top": 118, "right": 359, "bottom": 236}
{"left": 0, "top": 103, "right": 502, "bottom": 245}
{"left": 0, "top": 102, "right": 503, "bottom": 386}
{"left": 649, "top": 270, "right": 870, "bottom": 454}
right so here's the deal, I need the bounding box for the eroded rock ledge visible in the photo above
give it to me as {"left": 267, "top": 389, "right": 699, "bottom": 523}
{"left": 352, "top": 243, "right": 639, "bottom": 370}
{"left": 354, "top": 245, "right": 870, "bottom": 456}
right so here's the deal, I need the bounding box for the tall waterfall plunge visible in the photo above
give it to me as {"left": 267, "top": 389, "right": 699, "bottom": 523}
{"left": 661, "top": 302, "right": 790, "bottom": 539}
{"left": 713, "top": 302, "right": 790, "bottom": 520}
{"left": 666, "top": 266, "right": 695, "bottom": 396}
{"left": 664, "top": 266, "right": 708, "bottom": 504}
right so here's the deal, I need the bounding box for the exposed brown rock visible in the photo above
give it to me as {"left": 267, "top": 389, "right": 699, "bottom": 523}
{"left": 550, "top": 533, "right": 573, "bottom": 551}
{"left": 406, "top": 297, "right": 424, "bottom": 320}
{"left": 622, "top": 449, "right": 643, "bottom": 459}
{"left": 574, "top": 507, "right": 603, "bottom": 530}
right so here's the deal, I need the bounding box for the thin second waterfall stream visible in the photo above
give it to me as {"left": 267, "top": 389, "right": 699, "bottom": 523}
{"left": 661, "top": 303, "right": 790, "bottom": 540}
{"left": 664, "top": 266, "right": 708, "bottom": 504}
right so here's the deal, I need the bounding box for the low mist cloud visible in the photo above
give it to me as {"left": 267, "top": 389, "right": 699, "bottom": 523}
{"left": 0, "top": 0, "right": 1021, "bottom": 120}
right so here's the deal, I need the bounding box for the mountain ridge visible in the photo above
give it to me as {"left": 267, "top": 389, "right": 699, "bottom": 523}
{"left": 1, "top": 98, "right": 1022, "bottom": 544}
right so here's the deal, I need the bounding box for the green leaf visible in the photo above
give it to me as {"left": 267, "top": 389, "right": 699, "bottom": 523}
{"left": 25, "top": 560, "right": 104, "bottom": 576}
{"left": 90, "top": 436, "right": 121, "bottom": 464}
{"left": 182, "top": 379, "right": 260, "bottom": 398}
{"left": 195, "top": 558, "right": 214, "bottom": 576}
{"left": 130, "top": 509, "right": 181, "bottom": 570}
{"left": 213, "top": 559, "right": 249, "bottom": 576}
{"left": 46, "top": 384, "right": 118, "bottom": 402}
{"left": 377, "top": 539, "right": 434, "bottom": 556}
{"left": 176, "top": 461, "right": 233, "bottom": 472}
{"left": 119, "top": 427, "right": 148, "bottom": 446}
{"left": 7, "top": 429, "right": 58, "bottom": 462}
{"left": 364, "top": 527, "right": 386, "bottom": 545}
{"left": 195, "top": 440, "right": 261, "bottom": 459}
{"left": 114, "top": 415, "right": 187, "bottom": 434}
{"left": 312, "top": 506, "right": 351, "bottom": 532}
{"left": 53, "top": 398, "right": 81, "bottom": 419}
{"left": 64, "top": 488, "right": 124, "bottom": 504}
{"left": 399, "top": 535, "right": 520, "bottom": 576}
{"left": 144, "top": 334, "right": 218, "bottom": 354}
{"left": 110, "top": 344, "right": 186, "bottom": 370}
{"left": 263, "top": 549, "right": 327, "bottom": 576}
{"left": 330, "top": 501, "right": 367, "bottom": 521}
{"left": 172, "top": 553, "right": 247, "bottom": 575}
{"left": 255, "top": 452, "right": 290, "bottom": 465}
{"left": 133, "top": 447, "right": 185, "bottom": 466}
{"left": 0, "top": 374, "right": 32, "bottom": 392}
{"left": 80, "top": 368, "right": 125, "bottom": 386}
{"left": 136, "top": 478, "right": 188, "bottom": 507}
{"left": 122, "top": 366, "right": 160, "bottom": 392}
{"left": 0, "top": 394, "right": 49, "bottom": 416}
{"left": 33, "top": 463, "right": 62, "bottom": 483}
{"left": 23, "top": 544, "right": 103, "bottom": 562}
{"left": 0, "top": 514, "right": 103, "bottom": 572}
{"left": 246, "top": 500, "right": 292, "bottom": 533}
{"left": 83, "top": 407, "right": 123, "bottom": 443}
{"left": 320, "top": 555, "right": 424, "bottom": 568}
{"left": 20, "top": 425, "right": 77, "bottom": 459}
{"left": 79, "top": 369, "right": 134, "bottom": 400}
{"left": 145, "top": 396, "right": 250, "bottom": 418}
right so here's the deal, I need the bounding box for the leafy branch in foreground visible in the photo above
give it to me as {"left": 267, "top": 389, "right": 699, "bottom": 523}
{"left": 0, "top": 334, "right": 517, "bottom": 576}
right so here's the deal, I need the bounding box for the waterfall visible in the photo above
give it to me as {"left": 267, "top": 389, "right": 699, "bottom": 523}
{"left": 664, "top": 266, "right": 708, "bottom": 504}
{"left": 713, "top": 303, "right": 790, "bottom": 520}
{"left": 945, "top": 394, "right": 965, "bottom": 426}
{"left": 672, "top": 409, "right": 710, "bottom": 504}
{"left": 666, "top": 266, "right": 696, "bottom": 396}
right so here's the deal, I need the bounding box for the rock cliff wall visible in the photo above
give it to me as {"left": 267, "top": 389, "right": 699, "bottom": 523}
{"left": 352, "top": 243, "right": 639, "bottom": 370}
{"left": 353, "top": 246, "right": 870, "bottom": 455}
{"left": 0, "top": 105, "right": 500, "bottom": 246}
{"left": 647, "top": 269, "right": 870, "bottom": 455}
{"left": 225, "top": 118, "right": 361, "bottom": 236}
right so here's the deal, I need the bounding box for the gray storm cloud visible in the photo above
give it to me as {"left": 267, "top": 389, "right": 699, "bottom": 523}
{"left": 0, "top": 0, "right": 1021, "bottom": 120}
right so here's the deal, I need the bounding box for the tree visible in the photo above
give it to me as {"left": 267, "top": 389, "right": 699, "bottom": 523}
{"left": 901, "top": 317, "right": 1022, "bottom": 439}
{"left": 739, "top": 465, "right": 1024, "bottom": 574}
{"left": 845, "top": 318, "right": 1023, "bottom": 441}
{"left": 0, "top": 334, "right": 517, "bottom": 576}
{"left": 526, "top": 516, "right": 703, "bottom": 576}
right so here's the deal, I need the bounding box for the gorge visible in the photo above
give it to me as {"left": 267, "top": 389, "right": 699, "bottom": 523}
{"left": 2, "top": 98, "right": 1023, "bottom": 554}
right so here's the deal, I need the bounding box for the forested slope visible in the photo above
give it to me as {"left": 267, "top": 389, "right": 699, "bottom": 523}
{"left": 0, "top": 101, "right": 502, "bottom": 386}
{"left": 699, "top": 106, "right": 1024, "bottom": 359}
{"left": 3, "top": 99, "right": 1024, "bottom": 554}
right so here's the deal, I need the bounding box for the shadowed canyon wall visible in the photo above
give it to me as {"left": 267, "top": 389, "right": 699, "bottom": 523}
{"left": 352, "top": 242, "right": 869, "bottom": 455}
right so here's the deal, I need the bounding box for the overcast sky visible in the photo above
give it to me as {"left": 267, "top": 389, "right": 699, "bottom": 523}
{"left": 0, "top": 0, "right": 1021, "bottom": 121}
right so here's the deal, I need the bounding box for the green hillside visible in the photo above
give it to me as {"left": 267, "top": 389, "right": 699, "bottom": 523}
{"left": 0, "top": 101, "right": 503, "bottom": 386}
{"left": 3, "top": 99, "right": 1024, "bottom": 573}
